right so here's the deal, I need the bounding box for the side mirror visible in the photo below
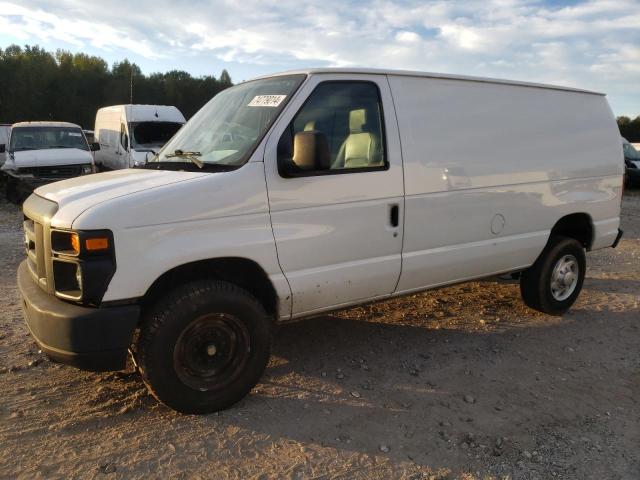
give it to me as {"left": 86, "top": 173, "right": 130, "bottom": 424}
{"left": 90, "top": 142, "right": 100, "bottom": 151}
{"left": 0, "top": 144, "right": 5, "bottom": 153}
{"left": 278, "top": 130, "right": 330, "bottom": 176}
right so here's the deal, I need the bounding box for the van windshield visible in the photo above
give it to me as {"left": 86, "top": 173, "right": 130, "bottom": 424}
{"left": 131, "top": 122, "right": 183, "bottom": 150}
{"left": 10, "top": 127, "right": 88, "bottom": 152}
{"left": 149, "top": 74, "right": 305, "bottom": 168}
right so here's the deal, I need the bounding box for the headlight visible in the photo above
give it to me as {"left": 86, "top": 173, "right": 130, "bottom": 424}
{"left": 50, "top": 229, "right": 115, "bottom": 306}
{"left": 82, "top": 164, "right": 93, "bottom": 174}
{"left": 51, "top": 230, "right": 80, "bottom": 256}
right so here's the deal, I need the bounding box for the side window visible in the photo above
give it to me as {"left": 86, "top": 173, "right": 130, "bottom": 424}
{"left": 279, "top": 82, "right": 386, "bottom": 176}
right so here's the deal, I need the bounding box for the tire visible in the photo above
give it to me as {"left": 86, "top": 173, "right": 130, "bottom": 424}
{"left": 135, "top": 280, "right": 272, "bottom": 414}
{"left": 6, "top": 178, "right": 18, "bottom": 204}
{"left": 520, "top": 236, "right": 586, "bottom": 315}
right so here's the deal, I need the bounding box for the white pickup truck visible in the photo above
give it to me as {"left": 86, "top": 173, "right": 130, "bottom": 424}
{"left": 1, "top": 121, "right": 99, "bottom": 202}
{"left": 18, "top": 69, "right": 623, "bottom": 413}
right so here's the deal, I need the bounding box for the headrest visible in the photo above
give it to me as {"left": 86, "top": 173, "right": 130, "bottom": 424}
{"left": 349, "top": 109, "right": 366, "bottom": 133}
{"left": 292, "top": 131, "right": 330, "bottom": 170}
{"left": 303, "top": 120, "right": 316, "bottom": 131}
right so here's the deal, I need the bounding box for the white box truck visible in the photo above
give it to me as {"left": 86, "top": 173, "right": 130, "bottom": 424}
{"left": 94, "top": 104, "right": 185, "bottom": 170}
{"left": 18, "top": 69, "right": 623, "bottom": 413}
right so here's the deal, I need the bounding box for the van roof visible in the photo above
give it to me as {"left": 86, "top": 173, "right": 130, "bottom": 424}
{"left": 97, "top": 104, "right": 186, "bottom": 123}
{"left": 256, "top": 68, "right": 604, "bottom": 96}
{"left": 12, "top": 121, "right": 81, "bottom": 129}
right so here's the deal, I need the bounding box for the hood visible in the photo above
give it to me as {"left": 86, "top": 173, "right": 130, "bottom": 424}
{"left": 131, "top": 148, "right": 159, "bottom": 166}
{"left": 9, "top": 148, "right": 93, "bottom": 168}
{"left": 36, "top": 168, "right": 209, "bottom": 227}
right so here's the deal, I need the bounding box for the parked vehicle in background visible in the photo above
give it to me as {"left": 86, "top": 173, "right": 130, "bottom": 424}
{"left": 83, "top": 130, "right": 95, "bottom": 144}
{"left": 94, "top": 105, "right": 185, "bottom": 170}
{"left": 17, "top": 68, "right": 623, "bottom": 414}
{"left": 1, "top": 121, "right": 99, "bottom": 203}
{"left": 0, "top": 124, "right": 10, "bottom": 166}
{"left": 622, "top": 137, "right": 640, "bottom": 188}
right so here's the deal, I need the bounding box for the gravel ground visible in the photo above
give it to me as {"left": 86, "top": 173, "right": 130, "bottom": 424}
{"left": 0, "top": 192, "right": 639, "bottom": 480}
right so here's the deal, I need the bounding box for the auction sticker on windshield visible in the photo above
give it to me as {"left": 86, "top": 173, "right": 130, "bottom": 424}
{"left": 248, "top": 95, "right": 286, "bottom": 107}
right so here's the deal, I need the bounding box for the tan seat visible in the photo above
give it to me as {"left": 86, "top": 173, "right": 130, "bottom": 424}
{"left": 332, "top": 109, "right": 381, "bottom": 169}
{"left": 303, "top": 120, "right": 316, "bottom": 131}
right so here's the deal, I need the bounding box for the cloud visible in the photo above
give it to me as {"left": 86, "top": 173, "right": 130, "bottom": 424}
{"left": 1, "top": 0, "right": 639, "bottom": 114}
{"left": 439, "top": 25, "right": 487, "bottom": 51}
{"left": 395, "top": 31, "right": 421, "bottom": 44}
{"left": 0, "top": 1, "right": 161, "bottom": 57}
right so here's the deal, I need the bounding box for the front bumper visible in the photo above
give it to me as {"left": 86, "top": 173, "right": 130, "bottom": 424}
{"left": 4, "top": 172, "right": 53, "bottom": 201}
{"left": 18, "top": 261, "right": 139, "bottom": 371}
{"left": 5, "top": 170, "right": 52, "bottom": 185}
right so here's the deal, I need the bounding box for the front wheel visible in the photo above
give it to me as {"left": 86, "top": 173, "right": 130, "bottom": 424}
{"left": 135, "top": 280, "right": 272, "bottom": 414}
{"left": 520, "top": 236, "right": 586, "bottom": 315}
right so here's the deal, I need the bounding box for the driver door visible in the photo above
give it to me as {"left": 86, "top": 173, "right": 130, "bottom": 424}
{"left": 263, "top": 74, "right": 405, "bottom": 318}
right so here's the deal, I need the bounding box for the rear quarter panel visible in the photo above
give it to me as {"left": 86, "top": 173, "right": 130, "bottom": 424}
{"left": 388, "top": 75, "right": 622, "bottom": 292}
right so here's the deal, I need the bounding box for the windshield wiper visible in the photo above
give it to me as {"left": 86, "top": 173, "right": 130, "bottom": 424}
{"left": 165, "top": 149, "right": 204, "bottom": 168}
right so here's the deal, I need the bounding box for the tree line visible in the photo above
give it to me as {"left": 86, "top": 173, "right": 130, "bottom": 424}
{"left": 0, "top": 45, "right": 233, "bottom": 130}
{"left": 1, "top": 44, "right": 638, "bottom": 141}
{"left": 617, "top": 116, "right": 640, "bottom": 142}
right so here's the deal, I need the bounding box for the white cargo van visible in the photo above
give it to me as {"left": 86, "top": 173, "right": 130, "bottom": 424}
{"left": 94, "top": 105, "right": 185, "bottom": 170}
{"left": 18, "top": 69, "right": 623, "bottom": 414}
{"left": 1, "top": 121, "right": 98, "bottom": 202}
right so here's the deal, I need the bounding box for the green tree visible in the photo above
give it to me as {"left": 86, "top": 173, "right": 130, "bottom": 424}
{"left": 219, "top": 69, "right": 232, "bottom": 87}
{"left": 618, "top": 116, "right": 640, "bottom": 142}
{"left": 0, "top": 44, "right": 234, "bottom": 129}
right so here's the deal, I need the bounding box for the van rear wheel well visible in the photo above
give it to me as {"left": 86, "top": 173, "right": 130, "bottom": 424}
{"left": 141, "top": 258, "right": 278, "bottom": 319}
{"left": 550, "top": 213, "right": 593, "bottom": 250}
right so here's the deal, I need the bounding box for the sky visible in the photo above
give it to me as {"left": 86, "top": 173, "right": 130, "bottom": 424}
{"left": 1, "top": 0, "right": 639, "bottom": 116}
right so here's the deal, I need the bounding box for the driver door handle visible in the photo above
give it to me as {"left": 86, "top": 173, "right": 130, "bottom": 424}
{"left": 390, "top": 204, "right": 399, "bottom": 228}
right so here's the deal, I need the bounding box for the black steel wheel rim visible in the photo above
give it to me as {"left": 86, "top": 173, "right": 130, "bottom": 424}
{"left": 173, "top": 313, "right": 251, "bottom": 392}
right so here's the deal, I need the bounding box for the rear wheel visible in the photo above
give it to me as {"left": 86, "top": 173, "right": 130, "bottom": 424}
{"left": 520, "top": 236, "right": 586, "bottom": 315}
{"left": 135, "top": 280, "right": 272, "bottom": 414}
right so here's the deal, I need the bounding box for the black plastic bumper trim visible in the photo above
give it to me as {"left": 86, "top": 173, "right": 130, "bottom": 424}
{"left": 18, "top": 261, "right": 140, "bottom": 371}
{"left": 612, "top": 229, "right": 623, "bottom": 249}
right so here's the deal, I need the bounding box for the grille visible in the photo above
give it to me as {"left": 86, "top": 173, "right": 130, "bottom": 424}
{"left": 23, "top": 216, "right": 46, "bottom": 287}
{"left": 22, "top": 195, "right": 59, "bottom": 293}
{"left": 18, "top": 164, "right": 84, "bottom": 179}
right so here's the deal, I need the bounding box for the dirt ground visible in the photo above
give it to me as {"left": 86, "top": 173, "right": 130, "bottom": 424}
{"left": 1, "top": 192, "right": 639, "bottom": 480}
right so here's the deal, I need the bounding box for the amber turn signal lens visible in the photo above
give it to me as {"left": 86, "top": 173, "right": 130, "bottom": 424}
{"left": 70, "top": 233, "right": 80, "bottom": 254}
{"left": 85, "top": 237, "right": 109, "bottom": 251}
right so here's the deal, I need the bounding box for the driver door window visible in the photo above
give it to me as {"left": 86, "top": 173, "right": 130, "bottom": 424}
{"left": 279, "top": 82, "right": 386, "bottom": 175}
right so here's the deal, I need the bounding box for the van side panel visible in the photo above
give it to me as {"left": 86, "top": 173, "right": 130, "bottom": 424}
{"left": 94, "top": 107, "right": 123, "bottom": 170}
{"left": 388, "top": 75, "right": 623, "bottom": 293}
